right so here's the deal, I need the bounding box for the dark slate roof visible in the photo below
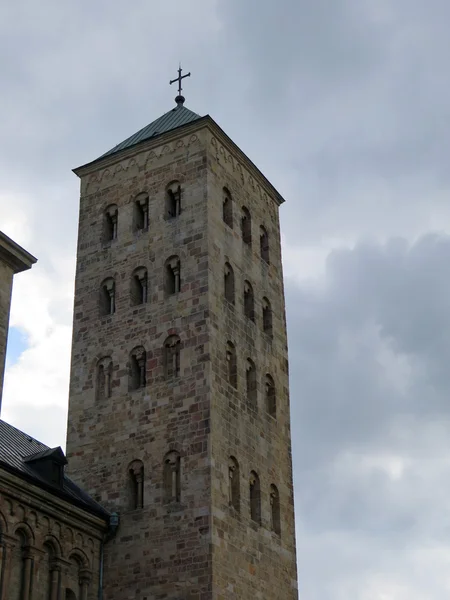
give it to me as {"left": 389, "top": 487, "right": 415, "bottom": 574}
{"left": 98, "top": 103, "right": 202, "bottom": 160}
{"left": 0, "top": 420, "right": 108, "bottom": 519}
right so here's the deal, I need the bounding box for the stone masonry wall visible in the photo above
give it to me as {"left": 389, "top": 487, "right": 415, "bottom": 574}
{"left": 206, "top": 133, "right": 298, "bottom": 599}
{"left": 0, "top": 261, "right": 14, "bottom": 406}
{"left": 66, "top": 128, "right": 213, "bottom": 599}
{"left": 0, "top": 468, "right": 105, "bottom": 600}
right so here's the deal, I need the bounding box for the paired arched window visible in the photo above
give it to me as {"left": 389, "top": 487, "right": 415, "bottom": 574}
{"left": 165, "top": 256, "right": 181, "bottom": 295}
{"left": 241, "top": 207, "right": 252, "bottom": 245}
{"left": 270, "top": 484, "right": 281, "bottom": 535}
{"left": 164, "top": 335, "right": 181, "bottom": 379}
{"left": 10, "top": 529, "right": 29, "bottom": 600}
{"left": 131, "top": 267, "right": 148, "bottom": 305}
{"left": 165, "top": 181, "right": 181, "bottom": 219}
{"left": 133, "top": 193, "right": 149, "bottom": 232}
{"left": 260, "top": 226, "right": 269, "bottom": 263}
{"left": 265, "top": 374, "right": 276, "bottom": 417}
{"left": 226, "top": 342, "right": 237, "bottom": 389}
{"left": 96, "top": 356, "right": 112, "bottom": 401}
{"left": 228, "top": 456, "right": 240, "bottom": 511}
{"left": 103, "top": 204, "right": 118, "bottom": 242}
{"left": 246, "top": 359, "right": 257, "bottom": 408}
{"left": 249, "top": 471, "right": 261, "bottom": 524}
{"left": 128, "top": 459, "right": 144, "bottom": 510}
{"left": 164, "top": 450, "right": 181, "bottom": 503}
{"left": 262, "top": 297, "right": 272, "bottom": 336}
{"left": 244, "top": 281, "right": 255, "bottom": 322}
{"left": 129, "top": 346, "right": 146, "bottom": 391}
{"left": 99, "top": 278, "right": 115, "bottom": 316}
{"left": 224, "top": 262, "right": 235, "bottom": 304}
{"left": 223, "top": 188, "right": 233, "bottom": 228}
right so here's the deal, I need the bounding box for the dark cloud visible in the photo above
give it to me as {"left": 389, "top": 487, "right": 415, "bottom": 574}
{"left": 288, "top": 233, "right": 450, "bottom": 597}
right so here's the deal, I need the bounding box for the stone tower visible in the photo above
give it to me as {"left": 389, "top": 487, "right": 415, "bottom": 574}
{"left": 66, "top": 88, "right": 298, "bottom": 599}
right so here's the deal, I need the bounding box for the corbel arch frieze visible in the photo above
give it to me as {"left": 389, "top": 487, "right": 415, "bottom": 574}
{"left": 209, "top": 135, "right": 273, "bottom": 207}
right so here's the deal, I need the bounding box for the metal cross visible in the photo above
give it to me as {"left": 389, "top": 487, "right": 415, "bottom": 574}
{"left": 170, "top": 65, "right": 191, "bottom": 98}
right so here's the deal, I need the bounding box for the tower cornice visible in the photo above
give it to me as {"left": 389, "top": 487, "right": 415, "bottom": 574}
{"left": 73, "top": 116, "right": 285, "bottom": 206}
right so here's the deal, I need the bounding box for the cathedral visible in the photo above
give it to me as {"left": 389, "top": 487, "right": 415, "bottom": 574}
{"left": 0, "top": 73, "right": 298, "bottom": 599}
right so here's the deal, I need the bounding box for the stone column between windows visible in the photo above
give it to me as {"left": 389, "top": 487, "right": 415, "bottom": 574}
{"left": 79, "top": 570, "right": 91, "bottom": 600}
{"left": 21, "top": 547, "right": 35, "bottom": 600}
{"left": 49, "top": 561, "right": 62, "bottom": 600}
{"left": 0, "top": 540, "right": 13, "bottom": 600}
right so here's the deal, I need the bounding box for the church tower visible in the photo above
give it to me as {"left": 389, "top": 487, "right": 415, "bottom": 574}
{"left": 66, "top": 73, "right": 298, "bottom": 599}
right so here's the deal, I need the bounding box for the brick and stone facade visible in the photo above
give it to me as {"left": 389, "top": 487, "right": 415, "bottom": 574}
{"left": 0, "top": 460, "right": 107, "bottom": 600}
{"left": 66, "top": 104, "right": 298, "bottom": 598}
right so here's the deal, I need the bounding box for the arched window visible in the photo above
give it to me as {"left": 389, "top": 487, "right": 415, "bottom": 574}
{"left": 133, "top": 193, "right": 149, "bottom": 232}
{"left": 42, "top": 541, "right": 60, "bottom": 600}
{"left": 10, "top": 530, "right": 29, "bottom": 600}
{"left": 129, "top": 346, "right": 146, "bottom": 391}
{"left": 224, "top": 262, "right": 235, "bottom": 304}
{"left": 226, "top": 342, "right": 237, "bottom": 389}
{"left": 164, "top": 335, "right": 181, "bottom": 379}
{"left": 228, "top": 456, "right": 240, "bottom": 511}
{"left": 262, "top": 297, "right": 273, "bottom": 336}
{"left": 270, "top": 484, "right": 281, "bottom": 535}
{"left": 96, "top": 356, "right": 112, "bottom": 401}
{"left": 103, "top": 204, "right": 118, "bottom": 242}
{"left": 99, "top": 278, "right": 115, "bottom": 316}
{"left": 128, "top": 459, "right": 144, "bottom": 510}
{"left": 165, "top": 181, "right": 181, "bottom": 219}
{"left": 164, "top": 450, "right": 181, "bottom": 503}
{"left": 223, "top": 188, "right": 233, "bottom": 228}
{"left": 265, "top": 374, "right": 276, "bottom": 417}
{"left": 244, "top": 281, "right": 255, "bottom": 322}
{"left": 260, "top": 226, "right": 269, "bottom": 263}
{"left": 165, "top": 256, "right": 181, "bottom": 296}
{"left": 249, "top": 471, "right": 261, "bottom": 524}
{"left": 241, "top": 207, "right": 252, "bottom": 245}
{"left": 246, "top": 359, "right": 257, "bottom": 408}
{"left": 65, "top": 590, "right": 77, "bottom": 600}
{"left": 131, "top": 267, "right": 148, "bottom": 305}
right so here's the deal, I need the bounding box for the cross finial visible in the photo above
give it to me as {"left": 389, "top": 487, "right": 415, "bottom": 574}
{"left": 170, "top": 64, "right": 191, "bottom": 106}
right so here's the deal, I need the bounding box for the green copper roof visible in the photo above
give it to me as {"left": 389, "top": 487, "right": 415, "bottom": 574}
{"left": 99, "top": 103, "right": 202, "bottom": 160}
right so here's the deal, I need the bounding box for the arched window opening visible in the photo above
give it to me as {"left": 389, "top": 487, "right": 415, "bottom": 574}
{"left": 224, "top": 262, "right": 235, "bottom": 304}
{"left": 99, "top": 278, "right": 115, "bottom": 316}
{"left": 244, "top": 281, "right": 255, "bottom": 322}
{"left": 103, "top": 205, "right": 118, "bottom": 242}
{"left": 164, "top": 335, "right": 181, "bottom": 379}
{"left": 164, "top": 451, "right": 181, "bottom": 503}
{"left": 270, "top": 484, "right": 281, "bottom": 535}
{"left": 96, "top": 357, "right": 112, "bottom": 401}
{"left": 165, "top": 181, "right": 181, "bottom": 219}
{"left": 43, "top": 541, "right": 60, "bottom": 600}
{"left": 260, "top": 226, "right": 269, "bottom": 264}
{"left": 223, "top": 188, "right": 233, "bottom": 228}
{"left": 65, "top": 590, "right": 77, "bottom": 600}
{"left": 241, "top": 207, "right": 252, "bottom": 246}
{"left": 246, "top": 359, "right": 257, "bottom": 408}
{"left": 262, "top": 297, "right": 273, "bottom": 336}
{"left": 226, "top": 342, "right": 237, "bottom": 389}
{"left": 128, "top": 459, "right": 144, "bottom": 510}
{"left": 265, "top": 374, "right": 276, "bottom": 417}
{"left": 228, "top": 456, "right": 240, "bottom": 511}
{"left": 129, "top": 347, "right": 146, "bottom": 391}
{"left": 10, "top": 530, "right": 29, "bottom": 600}
{"left": 165, "top": 256, "right": 181, "bottom": 296}
{"left": 131, "top": 267, "right": 148, "bottom": 305}
{"left": 249, "top": 471, "right": 261, "bottom": 524}
{"left": 133, "top": 193, "right": 149, "bottom": 232}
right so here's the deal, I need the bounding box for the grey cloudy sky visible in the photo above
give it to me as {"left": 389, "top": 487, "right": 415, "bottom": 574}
{"left": 1, "top": 1, "right": 450, "bottom": 598}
